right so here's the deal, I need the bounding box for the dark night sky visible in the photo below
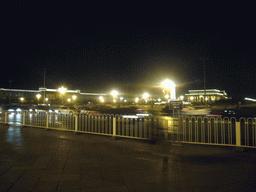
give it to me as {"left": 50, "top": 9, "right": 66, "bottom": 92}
{"left": 1, "top": 1, "right": 256, "bottom": 98}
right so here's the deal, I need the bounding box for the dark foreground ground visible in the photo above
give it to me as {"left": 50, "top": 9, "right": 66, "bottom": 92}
{"left": 0, "top": 123, "right": 256, "bottom": 192}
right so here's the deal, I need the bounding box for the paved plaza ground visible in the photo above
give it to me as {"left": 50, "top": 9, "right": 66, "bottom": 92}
{"left": 0, "top": 123, "right": 256, "bottom": 191}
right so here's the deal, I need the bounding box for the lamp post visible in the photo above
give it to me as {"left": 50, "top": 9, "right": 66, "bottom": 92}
{"left": 58, "top": 86, "right": 67, "bottom": 104}
{"left": 142, "top": 93, "right": 149, "bottom": 104}
{"left": 36, "top": 94, "right": 41, "bottom": 105}
{"left": 111, "top": 90, "right": 118, "bottom": 105}
{"left": 161, "top": 79, "right": 176, "bottom": 100}
{"left": 45, "top": 98, "right": 48, "bottom": 105}
{"left": 135, "top": 97, "right": 139, "bottom": 105}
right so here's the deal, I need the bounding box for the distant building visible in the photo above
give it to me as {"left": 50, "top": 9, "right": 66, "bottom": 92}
{"left": 0, "top": 87, "right": 106, "bottom": 105}
{"left": 185, "top": 89, "right": 228, "bottom": 103}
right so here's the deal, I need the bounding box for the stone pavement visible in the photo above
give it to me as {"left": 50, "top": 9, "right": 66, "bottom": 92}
{"left": 0, "top": 123, "right": 256, "bottom": 192}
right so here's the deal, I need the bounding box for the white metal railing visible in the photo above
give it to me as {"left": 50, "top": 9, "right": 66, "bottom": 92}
{"left": 173, "top": 116, "right": 256, "bottom": 148}
{"left": 1, "top": 111, "right": 256, "bottom": 148}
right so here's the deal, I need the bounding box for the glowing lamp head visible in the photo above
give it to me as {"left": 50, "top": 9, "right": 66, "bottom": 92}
{"left": 36, "top": 94, "right": 41, "bottom": 99}
{"left": 72, "top": 95, "right": 77, "bottom": 100}
{"left": 161, "top": 79, "right": 176, "bottom": 100}
{"left": 111, "top": 90, "right": 118, "bottom": 98}
{"left": 161, "top": 79, "right": 175, "bottom": 89}
{"left": 142, "top": 93, "right": 149, "bottom": 100}
{"left": 58, "top": 86, "right": 67, "bottom": 94}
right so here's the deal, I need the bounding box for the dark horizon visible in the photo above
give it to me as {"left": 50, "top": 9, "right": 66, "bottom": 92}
{"left": 1, "top": 2, "right": 255, "bottom": 98}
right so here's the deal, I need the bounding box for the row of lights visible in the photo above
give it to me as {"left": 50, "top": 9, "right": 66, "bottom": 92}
{"left": 19, "top": 91, "right": 77, "bottom": 105}
{"left": 19, "top": 80, "right": 177, "bottom": 104}
{"left": 189, "top": 96, "right": 215, "bottom": 101}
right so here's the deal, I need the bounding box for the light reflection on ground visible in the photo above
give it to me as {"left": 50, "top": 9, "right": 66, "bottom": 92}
{"left": 5, "top": 126, "right": 24, "bottom": 146}
{"left": 7, "top": 113, "right": 23, "bottom": 125}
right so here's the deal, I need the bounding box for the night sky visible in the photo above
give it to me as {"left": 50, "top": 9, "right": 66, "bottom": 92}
{"left": 1, "top": 1, "right": 256, "bottom": 98}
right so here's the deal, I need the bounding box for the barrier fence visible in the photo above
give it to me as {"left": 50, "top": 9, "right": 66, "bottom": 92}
{"left": 0, "top": 111, "right": 255, "bottom": 148}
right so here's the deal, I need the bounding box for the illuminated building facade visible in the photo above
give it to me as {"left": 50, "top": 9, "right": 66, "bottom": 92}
{"left": 0, "top": 87, "right": 106, "bottom": 104}
{"left": 185, "top": 89, "right": 228, "bottom": 103}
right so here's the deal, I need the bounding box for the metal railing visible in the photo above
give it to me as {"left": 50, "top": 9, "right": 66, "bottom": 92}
{"left": 1, "top": 111, "right": 256, "bottom": 148}
{"left": 177, "top": 116, "right": 256, "bottom": 148}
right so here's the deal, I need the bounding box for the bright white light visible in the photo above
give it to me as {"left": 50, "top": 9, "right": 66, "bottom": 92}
{"left": 135, "top": 97, "right": 139, "bottom": 103}
{"left": 180, "top": 95, "right": 184, "bottom": 100}
{"left": 142, "top": 93, "right": 149, "bottom": 100}
{"left": 136, "top": 114, "right": 152, "bottom": 117}
{"left": 72, "top": 95, "right": 77, "bottom": 100}
{"left": 190, "top": 96, "right": 194, "bottom": 100}
{"left": 165, "top": 94, "right": 169, "bottom": 99}
{"left": 245, "top": 97, "right": 256, "bottom": 102}
{"left": 120, "top": 97, "right": 123, "bottom": 101}
{"left": 123, "top": 115, "right": 138, "bottom": 119}
{"left": 58, "top": 86, "right": 67, "bottom": 94}
{"left": 161, "top": 79, "right": 176, "bottom": 99}
{"left": 99, "top": 96, "right": 104, "bottom": 102}
{"left": 111, "top": 90, "right": 118, "bottom": 98}
{"left": 36, "top": 94, "right": 41, "bottom": 99}
{"left": 16, "top": 108, "right": 22, "bottom": 112}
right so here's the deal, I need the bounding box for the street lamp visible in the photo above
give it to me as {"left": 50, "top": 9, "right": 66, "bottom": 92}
{"left": 161, "top": 79, "right": 176, "bottom": 100}
{"left": 111, "top": 90, "right": 118, "bottom": 98}
{"left": 36, "top": 94, "right": 41, "bottom": 105}
{"left": 72, "top": 95, "right": 77, "bottom": 104}
{"left": 20, "top": 97, "right": 24, "bottom": 103}
{"left": 142, "top": 93, "right": 149, "bottom": 100}
{"left": 111, "top": 90, "right": 118, "bottom": 104}
{"left": 58, "top": 86, "right": 67, "bottom": 104}
{"left": 99, "top": 96, "right": 104, "bottom": 103}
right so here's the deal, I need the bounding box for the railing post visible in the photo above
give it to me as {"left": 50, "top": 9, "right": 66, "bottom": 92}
{"left": 22, "top": 112, "right": 26, "bottom": 126}
{"left": 112, "top": 117, "right": 117, "bottom": 140}
{"left": 5, "top": 112, "right": 8, "bottom": 124}
{"left": 236, "top": 121, "right": 241, "bottom": 147}
{"left": 74, "top": 115, "right": 78, "bottom": 134}
{"left": 46, "top": 113, "right": 49, "bottom": 129}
